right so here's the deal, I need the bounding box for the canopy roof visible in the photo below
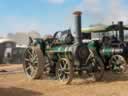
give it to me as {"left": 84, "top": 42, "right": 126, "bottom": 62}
{"left": 82, "top": 24, "right": 128, "bottom": 33}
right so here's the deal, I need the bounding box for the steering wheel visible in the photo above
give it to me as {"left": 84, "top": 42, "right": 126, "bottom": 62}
{"left": 53, "top": 31, "right": 61, "bottom": 40}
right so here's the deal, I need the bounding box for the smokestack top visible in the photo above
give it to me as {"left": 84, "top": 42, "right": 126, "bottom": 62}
{"left": 118, "top": 21, "right": 123, "bottom": 24}
{"left": 73, "top": 11, "right": 82, "bottom": 16}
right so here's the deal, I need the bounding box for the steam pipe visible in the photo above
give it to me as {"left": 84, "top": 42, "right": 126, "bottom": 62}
{"left": 73, "top": 11, "right": 82, "bottom": 44}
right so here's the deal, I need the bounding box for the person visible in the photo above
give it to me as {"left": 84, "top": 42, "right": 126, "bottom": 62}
{"left": 102, "top": 36, "right": 111, "bottom": 48}
{"left": 111, "top": 35, "right": 119, "bottom": 43}
{"left": 101, "top": 36, "right": 111, "bottom": 70}
{"left": 4, "top": 48, "right": 12, "bottom": 64}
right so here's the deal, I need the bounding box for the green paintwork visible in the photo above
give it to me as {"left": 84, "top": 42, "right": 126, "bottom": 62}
{"left": 33, "top": 38, "right": 75, "bottom": 54}
{"left": 87, "top": 40, "right": 112, "bottom": 57}
{"left": 46, "top": 45, "right": 72, "bottom": 53}
{"left": 87, "top": 41, "right": 96, "bottom": 49}
{"left": 47, "top": 46, "right": 65, "bottom": 53}
{"left": 101, "top": 48, "right": 112, "bottom": 57}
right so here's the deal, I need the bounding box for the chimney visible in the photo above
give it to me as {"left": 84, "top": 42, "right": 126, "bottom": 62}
{"left": 73, "top": 11, "right": 82, "bottom": 44}
{"left": 118, "top": 21, "right": 124, "bottom": 42}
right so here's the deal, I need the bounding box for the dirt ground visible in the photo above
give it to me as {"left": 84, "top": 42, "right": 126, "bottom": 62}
{"left": 0, "top": 64, "right": 128, "bottom": 96}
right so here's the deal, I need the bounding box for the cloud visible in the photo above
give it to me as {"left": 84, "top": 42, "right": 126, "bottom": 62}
{"left": 48, "top": 0, "right": 65, "bottom": 4}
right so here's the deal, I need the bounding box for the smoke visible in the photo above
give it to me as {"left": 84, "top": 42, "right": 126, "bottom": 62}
{"left": 103, "top": 0, "right": 128, "bottom": 24}
{"left": 75, "top": 0, "right": 103, "bottom": 21}
{"left": 76, "top": 0, "right": 128, "bottom": 25}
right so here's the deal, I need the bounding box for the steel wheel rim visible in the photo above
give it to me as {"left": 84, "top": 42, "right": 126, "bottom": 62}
{"left": 56, "top": 58, "right": 73, "bottom": 84}
{"left": 93, "top": 59, "right": 104, "bottom": 80}
{"left": 87, "top": 57, "right": 104, "bottom": 81}
{"left": 24, "top": 48, "right": 39, "bottom": 77}
{"left": 111, "top": 55, "right": 125, "bottom": 66}
{"left": 110, "top": 55, "right": 127, "bottom": 73}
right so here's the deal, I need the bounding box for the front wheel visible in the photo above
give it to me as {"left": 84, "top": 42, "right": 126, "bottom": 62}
{"left": 109, "top": 55, "right": 127, "bottom": 73}
{"left": 56, "top": 58, "right": 73, "bottom": 84}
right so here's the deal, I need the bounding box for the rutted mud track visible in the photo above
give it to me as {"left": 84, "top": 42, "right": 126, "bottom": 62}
{"left": 0, "top": 64, "right": 128, "bottom": 96}
{"left": 0, "top": 64, "right": 23, "bottom": 75}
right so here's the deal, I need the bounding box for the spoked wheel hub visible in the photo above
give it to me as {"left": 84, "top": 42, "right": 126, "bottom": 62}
{"left": 56, "top": 58, "right": 73, "bottom": 84}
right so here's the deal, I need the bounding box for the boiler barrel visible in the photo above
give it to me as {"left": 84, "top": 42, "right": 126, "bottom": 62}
{"left": 100, "top": 48, "right": 123, "bottom": 57}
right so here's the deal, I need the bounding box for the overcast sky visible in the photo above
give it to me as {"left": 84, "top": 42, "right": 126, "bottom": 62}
{"left": 0, "top": 0, "right": 128, "bottom": 36}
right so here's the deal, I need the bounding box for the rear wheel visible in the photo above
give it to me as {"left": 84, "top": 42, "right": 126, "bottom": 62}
{"left": 93, "top": 56, "right": 104, "bottom": 81}
{"left": 56, "top": 58, "right": 73, "bottom": 84}
{"left": 87, "top": 54, "right": 104, "bottom": 81}
{"left": 23, "top": 46, "right": 44, "bottom": 79}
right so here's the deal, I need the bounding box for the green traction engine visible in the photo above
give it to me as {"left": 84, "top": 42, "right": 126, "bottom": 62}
{"left": 23, "top": 11, "right": 104, "bottom": 84}
{"left": 86, "top": 22, "right": 128, "bottom": 73}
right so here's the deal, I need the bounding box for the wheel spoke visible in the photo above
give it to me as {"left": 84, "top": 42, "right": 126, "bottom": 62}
{"left": 56, "top": 58, "right": 73, "bottom": 84}
{"left": 30, "top": 66, "right": 35, "bottom": 76}
{"left": 26, "top": 61, "right": 36, "bottom": 74}
{"left": 58, "top": 68, "right": 63, "bottom": 71}
{"left": 33, "top": 54, "right": 38, "bottom": 61}
{"left": 62, "top": 74, "right": 66, "bottom": 81}
{"left": 58, "top": 71, "right": 63, "bottom": 79}
{"left": 59, "top": 63, "right": 63, "bottom": 69}
{"left": 33, "top": 65, "right": 38, "bottom": 70}
{"left": 65, "top": 71, "right": 70, "bottom": 75}
{"left": 111, "top": 60, "right": 115, "bottom": 64}
{"left": 64, "top": 63, "right": 67, "bottom": 69}
{"left": 31, "top": 49, "right": 35, "bottom": 57}
{"left": 97, "top": 66, "right": 101, "bottom": 71}
{"left": 25, "top": 66, "right": 31, "bottom": 71}
{"left": 33, "top": 60, "right": 38, "bottom": 64}
{"left": 25, "top": 58, "right": 31, "bottom": 62}
{"left": 27, "top": 49, "right": 33, "bottom": 58}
